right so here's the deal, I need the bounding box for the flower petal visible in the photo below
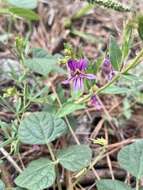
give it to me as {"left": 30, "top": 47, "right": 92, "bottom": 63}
{"left": 67, "top": 59, "right": 77, "bottom": 72}
{"left": 108, "top": 70, "right": 115, "bottom": 81}
{"left": 103, "top": 58, "right": 110, "bottom": 66}
{"left": 62, "top": 76, "right": 74, "bottom": 84}
{"left": 62, "top": 79, "right": 70, "bottom": 84}
{"left": 102, "top": 59, "right": 112, "bottom": 75}
{"left": 91, "top": 95, "right": 102, "bottom": 110}
{"left": 73, "top": 77, "right": 84, "bottom": 91}
{"left": 83, "top": 73, "right": 96, "bottom": 80}
{"left": 78, "top": 59, "right": 88, "bottom": 71}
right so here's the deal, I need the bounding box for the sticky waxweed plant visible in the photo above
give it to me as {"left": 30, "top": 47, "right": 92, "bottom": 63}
{"left": 0, "top": 38, "right": 94, "bottom": 190}
{"left": 0, "top": 34, "right": 97, "bottom": 190}
{"left": 1, "top": 1, "right": 143, "bottom": 190}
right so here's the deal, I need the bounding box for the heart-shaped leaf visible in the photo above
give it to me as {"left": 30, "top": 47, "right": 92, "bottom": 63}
{"left": 15, "top": 158, "right": 55, "bottom": 190}
{"left": 7, "top": 0, "right": 38, "bottom": 9}
{"left": 118, "top": 140, "right": 143, "bottom": 179}
{"left": 57, "top": 145, "right": 92, "bottom": 171}
{"left": 18, "top": 112, "right": 67, "bottom": 145}
{"left": 32, "top": 48, "right": 50, "bottom": 58}
{"left": 96, "top": 179, "right": 132, "bottom": 190}
{"left": 24, "top": 56, "right": 65, "bottom": 76}
{"left": 109, "top": 36, "right": 122, "bottom": 70}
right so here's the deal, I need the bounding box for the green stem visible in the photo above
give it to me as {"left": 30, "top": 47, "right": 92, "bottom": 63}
{"left": 56, "top": 171, "right": 62, "bottom": 190}
{"left": 65, "top": 117, "right": 80, "bottom": 144}
{"left": 46, "top": 143, "right": 62, "bottom": 190}
{"left": 122, "top": 48, "right": 143, "bottom": 73}
{"left": 23, "top": 82, "right": 27, "bottom": 110}
{"left": 136, "top": 179, "right": 139, "bottom": 190}
{"left": 0, "top": 138, "right": 14, "bottom": 148}
{"left": 46, "top": 143, "right": 56, "bottom": 161}
{"left": 51, "top": 84, "right": 80, "bottom": 144}
{"left": 73, "top": 147, "right": 106, "bottom": 186}
{"left": 96, "top": 74, "right": 120, "bottom": 95}
{"left": 89, "top": 148, "right": 106, "bottom": 170}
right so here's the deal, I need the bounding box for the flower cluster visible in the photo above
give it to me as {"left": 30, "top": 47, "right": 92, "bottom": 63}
{"left": 102, "top": 57, "right": 115, "bottom": 80}
{"left": 63, "top": 57, "right": 116, "bottom": 110}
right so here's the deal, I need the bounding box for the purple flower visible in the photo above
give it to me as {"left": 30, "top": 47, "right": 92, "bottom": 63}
{"left": 90, "top": 95, "right": 102, "bottom": 110}
{"left": 108, "top": 70, "right": 115, "bottom": 80}
{"left": 102, "top": 58, "right": 115, "bottom": 80}
{"left": 63, "top": 59, "right": 96, "bottom": 91}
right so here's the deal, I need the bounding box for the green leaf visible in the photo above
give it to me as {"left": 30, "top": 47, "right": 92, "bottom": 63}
{"left": 122, "top": 73, "right": 141, "bottom": 81}
{"left": 138, "top": 15, "right": 143, "bottom": 40}
{"left": 0, "top": 180, "right": 5, "bottom": 190}
{"left": 87, "top": 56, "right": 103, "bottom": 74}
{"left": 73, "top": 3, "right": 95, "bottom": 20}
{"left": 18, "top": 112, "right": 67, "bottom": 145}
{"left": 57, "top": 145, "right": 92, "bottom": 171}
{"left": 56, "top": 102, "right": 85, "bottom": 118}
{"left": 15, "top": 158, "right": 56, "bottom": 190}
{"left": 7, "top": 0, "right": 38, "bottom": 9}
{"left": 9, "top": 7, "right": 39, "bottom": 21}
{"left": 96, "top": 179, "right": 132, "bottom": 190}
{"left": 109, "top": 36, "right": 122, "bottom": 70}
{"left": 24, "top": 56, "right": 65, "bottom": 76}
{"left": 32, "top": 48, "right": 50, "bottom": 58}
{"left": 122, "top": 22, "right": 132, "bottom": 59}
{"left": 118, "top": 140, "right": 143, "bottom": 179}
{"left": 101, "top": 85, "right": 130, "bottom": 94}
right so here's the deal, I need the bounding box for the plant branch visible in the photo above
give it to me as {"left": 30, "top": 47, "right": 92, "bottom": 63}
{"left": 50, "top": 82, "right": 80, "bottom": 145}
{"left": 136, "top": 179, "right": 139, "bottom": 190}
{"left": 0, "top": 146, "right": 22, "bottom": 173}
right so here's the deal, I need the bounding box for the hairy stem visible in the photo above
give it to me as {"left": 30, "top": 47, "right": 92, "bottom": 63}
{"left": 0, "top": 146, "right": 22, "bottom": 173}
{"left": 50, "top": 82, "right": 80, "bottom": 144}
{"left": 136, "top": 179, "right": 139, "bottom": 190}
{"left": 46, "top": 143, "right": 56, "bottom": 161}
{"left": 73, "top": 147, "right": 106, "bottom": 186}
{"left": 46, "top": 143, "right": 62, "bottom": 190}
